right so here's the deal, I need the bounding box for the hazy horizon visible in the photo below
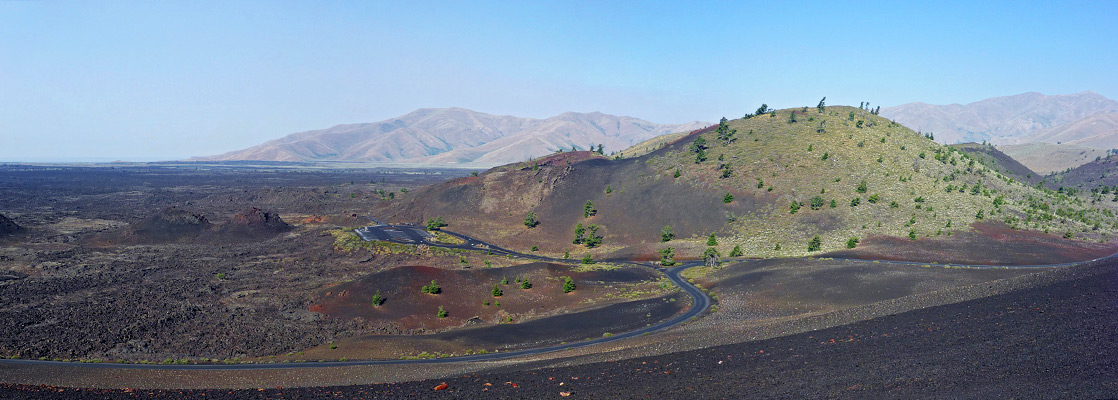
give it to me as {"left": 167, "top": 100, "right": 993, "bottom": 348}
{"left": 2, "top": 1, "right": 1116, "bottom": 161}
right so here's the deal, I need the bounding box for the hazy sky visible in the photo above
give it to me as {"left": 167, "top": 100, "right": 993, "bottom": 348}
{"left": 2, "top": 1, "right": 1116, "bottom": 161}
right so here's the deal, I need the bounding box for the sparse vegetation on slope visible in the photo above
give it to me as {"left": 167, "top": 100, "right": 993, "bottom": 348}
{"left": 386, "top": 105, "right": 1118, "bottom": 259}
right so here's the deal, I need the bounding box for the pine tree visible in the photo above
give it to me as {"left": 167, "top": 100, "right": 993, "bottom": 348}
{"left": 492, "top": 284, "right": 503, "bottom": 297}
{"left": 706, "top": 233, "right": 718, "bottom": 246}
{"left": 808, "top": 235, "right": 822, "bottom": 252}
{"left": 562, "top": 276, "right": 576, "bottom": 293}
{"left": 661, "top": 225, "right": 674, "bottom": 242}
{"left": 583, "top": 200, "right": 596, "bottom": 218}
{"left": 729, "top": 245, "right": 743, "bottom": 257}
{"left": 371, "top": 290, "right": 384, "bottom": 307}
{"left": 573, "top": 222, "right": 585, "bottom": 244}
{"left": 524, "top": 211, "right": 539, "bottom": 228}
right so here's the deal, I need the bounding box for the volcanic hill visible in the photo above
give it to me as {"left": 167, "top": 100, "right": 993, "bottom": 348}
{"left": 382, "top": 105, "right": 1118, "bottom": 259}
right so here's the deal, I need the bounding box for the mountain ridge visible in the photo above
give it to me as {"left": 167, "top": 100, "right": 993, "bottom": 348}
{"left": 193, "top": 108, "right": 709, "bottom": 167}
{"left": 880, "top": 91, "right": 1118, "bottom": 145}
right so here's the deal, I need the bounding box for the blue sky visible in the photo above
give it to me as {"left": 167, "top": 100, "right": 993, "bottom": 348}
{"left": 1, "top": 1, "right": 1115, "bottom": 161}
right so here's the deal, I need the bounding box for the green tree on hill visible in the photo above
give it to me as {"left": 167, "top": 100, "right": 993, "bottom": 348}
{"left": 673, "top": 168, "right": 681, "bottom": 178}
{"left": 581, "top": 253, "right": 595, "bottom": 264}
{"left": 846, "top": 237, "right": 859, "bottom": 249}
{"left": 707, "top": 233, "right": 718, "bottom": 246}
{"left": 562, "top": 276, "right": 576, "bottom": 293}
{"left": 584, "top": 200, "right": 597, "bottom": 218}
{"left": 729, "top": 244, "right": 743, "bottom": 257}
{"left": 437, "top": 306, "right": 448, "bottom": 318}
{"left": 807, "top": 235, "right": 822, "bottom": 252}
{"left": 659, "top": 247, "right": 676, "bottom": 266}
{"left": 810, "top": 196, "right": 825, "bottom": 210}
{"left": 703, "top": 247, "right": 721, "bottom": 268}
{"left": 421, "top": 280, "right": 441, "bottom": 294}
{"left": 584, "top": 224, "right": 603, "bottom": 248}
{"left": 817, "top": 97, "right": 826, "bottom": 113}
{"left": 573, "top": 223, "right": 585, "bottom": 244}
{"left": 661, "top": 225, "right": 674, "bottom": 242}
{"left": 856, "top": 180, "right": 868, "bottom": 193}
{"left": 492, "top": 284, "right": 503, "bottom": 297}
{"left": 524, "top": 211, "right": 539, "bottom": 228}
{"left": 371, "top": 290, "right": 384, "bottom": 307}
{"left": 790, "top": 201, "right": 803, "bottom": 214}
{"left": 520, "top": 278, "right": 532, "bottom": 289}
{"left": 723, "top": 192, "right": 734, "bottom": 204}
{"left": 425, "top": 216, "right": 448, "bottom": 231}
{"left": 756, "top": 104, "right": 770, "bottom": 115}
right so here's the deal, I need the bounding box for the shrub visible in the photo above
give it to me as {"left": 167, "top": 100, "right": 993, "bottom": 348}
{"left": 530, "top": 245, "right": 539, "bottom": 252}
{"left": 581, "top": 254, "right": 595, "bottom": 264}
{"left": 492, "top": 284, "right": 503, "bottom": 297}
{"left": 868, "top": 194, "right": 880, "bottom": 204}
{"left": 729, "top": 245, "right": 743, "bottom": 257}
{"left": 723, "top": 192, "right": 734, "bottom": 204}
{"left": 371, "top": 290, "right": 385, "bottom": 307}
{"left": 707, "top": 233, "right": 718, "bottom": 246}
{"left": 909, "top": 230, "right": 918, "bottom": 240}
{"left": 846, "top": 237, "right": 859, "bottom": 249}
{"left": 520, "top": 279, "right": 532, "bottom": 289}
{"left": 562, "top": 276, "right": 576, "bottom": 293}
{"left": 436, "top": 306, "right": 448, "bottom": 318}
{"left": 856, "top": 180, "right": 868, "bottom": 193}
{"left": 421, "top": 280, "right": 441, "bottom": 294}
{"left": 790, "top": 201, "right": 803, "bottom": 214}
{"left": 216, "top": 273, "right": 226, "bottom": 280}
{"left": 501, "top": 276, "right": 509, "bottom": 285}
{"left": 524, "top": 211, "right": 539, "bottom": 228}
{"left": 810, "top": 196, "right": 825, "bottom": 210}
{"left": 850, "top": 198, "right": 861, "bottom": 207}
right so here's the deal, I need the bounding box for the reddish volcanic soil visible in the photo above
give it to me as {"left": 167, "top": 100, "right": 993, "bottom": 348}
{"left": 310, "top": 263, "right": 661, "bottom": 331}
{"left": 826, "top": 222, "right": 1118, "bottom": 265}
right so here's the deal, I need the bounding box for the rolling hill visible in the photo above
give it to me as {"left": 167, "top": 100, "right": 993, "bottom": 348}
{"left": 193, "top": 108, "right": 708, "bottom": 167}
{"left": 997, "top": 142, "right": 1107, "bottom": 175}
{"left": 879, "top": 91, "right": 1118, "bottom": 145}
{"left": 381, "top": 106, "right": 1118, "bottom": 259}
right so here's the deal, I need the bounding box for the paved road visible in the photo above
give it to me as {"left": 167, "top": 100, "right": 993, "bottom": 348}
{"left": 8, "top": 218, "right": 1109, "bottom": 371}
{"left": 0, "top": 221, "right": 710, "bottom": 370}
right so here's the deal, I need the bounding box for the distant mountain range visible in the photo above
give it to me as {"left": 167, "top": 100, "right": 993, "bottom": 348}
{"left": 879, "top": 91, "right": 1118, "bottom": 146}
{"left": 193, "top": 108, "right": 709, "bottom": 166}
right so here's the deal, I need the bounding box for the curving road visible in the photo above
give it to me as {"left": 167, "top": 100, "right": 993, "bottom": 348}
{"left": 6, "top": 217, "right": 1109, "bottom": 371}
{"left": 0, "top": 221, "right": 710, "bottom": 370}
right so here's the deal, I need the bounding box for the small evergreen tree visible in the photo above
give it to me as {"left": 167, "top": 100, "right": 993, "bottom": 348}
{"left": 524, "top": 211, "right": 539, "bottom": 228}
{"left": 790, "top": 201, "right": 802, "bottom": 214}
{"left": 425, "top": 216, "right": 448, "bottom": 231}
{"left": 808, "top": 235, "right": 822, "bottom": 252}
{"left": 817, "top": 97, "right": 826, "bottom": 113}
{"left": 436, "top": 306, "right": 448, "bottom": 318}
{"left": 520, "top": 278, "right": 532, "bottom": 289}
{"left": 573, "top": 222, "right": 585, "bottom": 244}
{"left": 810, "top": 196, "right": 825, "bottom": 210}
{"left": 729, "top": 244, "right": 743, "bottom": 257}
{"left": 492, "top": 284, "right": 503, "bottom": 297}
{"left": 562, "top": 276, "right": 576, "bottom": 293}
{"left": 584, "top": 224, "right": 603, "bottom": 248}
{"left": 846, "top": 237, "right": 859, "bottom": 249}
{"left": 723, "top": 192, "right": 734, "bottom": 204}
{"left": 673, "top": 168, "right": 681, "bottom": 178}
{"left": 661, "top": 225, "right": 674, "bottom": 242}
{"left": 707, "top": 233, "right": 718, "bottom": 246}
{"left": 371, "top": 290, "right": 384, "bottom": 307}
{"left": 856, "top": 180, "right": 868, "bottom": 193}
{"left": 581, "top": 253, "right": 594, "bottom": 264}
{"left": 703, "top": 247, "right": 721, "bottom": 268}
{"left": 501, "top": 276, "right": 509, "bottom": 285}
{"left": 659, "top": 247, "right": 676, "bottom": 266}
{"left": 584, "top": 200, "right": 597, "bottom": 218}
{"left": 421, "top": 280, "right": 441, "bottom": 294}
